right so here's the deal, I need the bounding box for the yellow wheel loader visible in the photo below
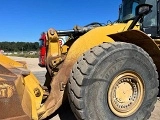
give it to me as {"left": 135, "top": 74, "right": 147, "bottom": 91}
{"left": 0, "top": 0, "right": 159, "bottom": 120}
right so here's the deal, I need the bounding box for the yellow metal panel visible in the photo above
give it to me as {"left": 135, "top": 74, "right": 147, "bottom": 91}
{"left": 65, "top": 24, "right": 126, "bottom": 62}
{"left": 0, "top": 54, "right": 24, "bottom": 68}
{"left": 13, "top": 71, "right": 43, "bottom": 119}
{"left": 23, "top": 73, "right": 43, "bottom": 118}
{"left": 46, "top": 28, "right": 61, "bottom": 57}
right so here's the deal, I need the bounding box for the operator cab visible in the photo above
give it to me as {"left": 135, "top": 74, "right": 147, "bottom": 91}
{"left": 119, "top": 0, "right": 160, "bottom": 38}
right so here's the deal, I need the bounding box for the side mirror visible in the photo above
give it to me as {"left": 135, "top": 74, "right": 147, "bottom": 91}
{"left": 127, "top": 4, "right": 152, "bottom": 30}
{"left": 136, "top": 4, "right": 152, "bottom": 16}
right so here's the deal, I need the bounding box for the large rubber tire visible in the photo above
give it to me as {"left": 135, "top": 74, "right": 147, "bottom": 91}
{"left": 68, "top": 42, "right": 159, "bottom": 120}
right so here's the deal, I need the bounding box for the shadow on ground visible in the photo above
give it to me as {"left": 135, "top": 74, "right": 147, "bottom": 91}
{"left": 44, "top": 100, "right": 77, "bottom": 120}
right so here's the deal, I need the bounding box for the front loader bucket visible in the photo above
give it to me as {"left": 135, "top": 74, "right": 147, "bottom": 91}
{"left": 0, "top": 59, "right": 30, "bottom": 119}
{"left": 0, "top": 54, "right": 44, "bottom": 119}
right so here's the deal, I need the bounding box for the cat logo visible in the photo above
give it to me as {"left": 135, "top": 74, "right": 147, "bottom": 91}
{"left": 0, "top": 83, "right": 15, "bottom": 98}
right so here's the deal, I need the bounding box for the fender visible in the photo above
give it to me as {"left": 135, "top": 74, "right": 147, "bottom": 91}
{"left": 108, "top": 29, "right": 160, "bottom": 74}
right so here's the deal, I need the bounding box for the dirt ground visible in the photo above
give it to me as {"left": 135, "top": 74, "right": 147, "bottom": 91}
{"left": 8, "top": 56, "right": 160, "bottom": 120}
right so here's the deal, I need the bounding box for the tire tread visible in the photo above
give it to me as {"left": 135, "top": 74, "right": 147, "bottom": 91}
{"left": 68, "top": 42, "right": 158, "bottom": 120}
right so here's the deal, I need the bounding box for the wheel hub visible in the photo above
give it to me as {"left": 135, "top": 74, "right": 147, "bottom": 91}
{"left": 108, "top": 71, "right": 144, "bottom": 117}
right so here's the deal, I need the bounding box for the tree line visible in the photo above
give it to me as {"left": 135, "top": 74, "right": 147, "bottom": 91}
{"left": 0, "top": 42, "right": 39, "bottom": 52}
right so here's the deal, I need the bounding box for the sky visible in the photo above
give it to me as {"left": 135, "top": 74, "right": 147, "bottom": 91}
{"left": 0, "top": 0, "right": 121, "bottom": 42}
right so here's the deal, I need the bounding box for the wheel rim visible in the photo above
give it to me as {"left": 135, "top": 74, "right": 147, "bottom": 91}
{"left": 108, "top": 71, "right": 144, "bottom": 117}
